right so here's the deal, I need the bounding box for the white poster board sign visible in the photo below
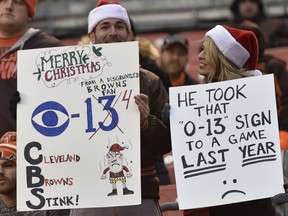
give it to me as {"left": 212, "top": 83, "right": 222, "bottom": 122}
{"left": 17, "top": 42, "right": 141, "bottom": 211}
{"left": 169, "top": 74, "right": 284, "bottom": 210}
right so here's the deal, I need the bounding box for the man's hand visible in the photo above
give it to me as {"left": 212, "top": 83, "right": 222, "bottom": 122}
{"left": 134, "top": 93, "right": 149, "bottom": 130}
{"left": 0, "top": 131, "right": 16, "bottom": 144}
{"left": 161, "top": 103, "right": 170, "bottom": 125}
{"left": 271, "top": 183, "right": 288, "bottom": 205}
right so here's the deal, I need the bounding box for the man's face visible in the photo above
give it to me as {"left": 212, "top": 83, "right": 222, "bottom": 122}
{"left": 238, "top": 0, "right": 259, "bottom": 19}
{"left": 0, "top": 0, "right": 29, "bottom": 30}
{"left": 88, "top": 18, "right": 129, "bottom": 44}
{"left": 107, "top": 151, "right": 124, "bottom": 173}
{"left": 0, "top": 159, "right": 16, "bottom": 196}
{"left": 160, "top": 44, "right": 188, "bottom": 77}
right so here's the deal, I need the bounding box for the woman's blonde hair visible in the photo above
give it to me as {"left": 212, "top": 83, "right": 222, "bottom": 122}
{"left": 202, "top": 37, "right": 252, "bottom": 84}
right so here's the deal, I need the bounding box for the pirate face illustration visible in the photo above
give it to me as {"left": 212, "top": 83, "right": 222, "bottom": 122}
{"left": 107, "top": 150, "right": 124, "bottom": 173}
{"left": 101, "top": 143, "right": 134, "bottom": 196}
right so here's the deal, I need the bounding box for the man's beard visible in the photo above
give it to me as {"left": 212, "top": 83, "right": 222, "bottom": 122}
{"left": 0, "top": 184, "right": 16, "bottom": 195}
{"left": 105, "top": 38, "right": 122, "bottom": 43}
{"left": 165, "top": 63, "right": 183, "bottom": 76}
{"left": 0, "top": 180, "right": 16, "bottom": 195}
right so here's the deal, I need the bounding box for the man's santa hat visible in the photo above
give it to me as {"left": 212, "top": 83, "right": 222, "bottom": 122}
{"left": 109, "top": 143, "right": 128, "bottom": 152}
{"left": 88, "top": 0, "right": 131, "bottom": 33}
{"left": 205, "top": 25, "right": 259, "bottom": 71}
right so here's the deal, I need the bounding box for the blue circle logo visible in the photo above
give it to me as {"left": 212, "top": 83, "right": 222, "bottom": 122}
{"left": 31, "top": 101, "right": 70, "bottom": 136}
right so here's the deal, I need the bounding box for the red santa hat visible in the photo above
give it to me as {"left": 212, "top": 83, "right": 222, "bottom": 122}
{"left": 109, "top": 143, "right": 128, "bottom": 152}
{"left": 0, "top": 132, "right": 17, "bottom": 163}
{"left": 88, "top": 0, "right": 131, "bottom": 33}
{"left": 205, "top": 25, "right": 259, "bottom": 70}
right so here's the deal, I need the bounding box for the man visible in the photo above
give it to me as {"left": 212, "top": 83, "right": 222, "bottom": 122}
{"left": 0, "top": 131, "right": 70, "bottom": 215}
{"left": 230, "top": 0, "right": 288, "bottom": 48}
{"left": 0, "top": 0, "right": 63, "bottom": 137}
{"left": 70, "top": 0, "right": 171, "bottom": 215}
{"left": 159, "top": 34, "right": 203, "bottom": 216}
{"left": 158, "top": 34, "right": 197, "bottom": 186}
{"left": 159, "top": 34, "right": 198, "bottom": 87}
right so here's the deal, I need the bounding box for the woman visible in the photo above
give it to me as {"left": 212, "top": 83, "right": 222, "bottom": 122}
{"left": 183, "top": 25, "right": 275, "bottom": 216}
{"left": 198, "top": 24, "right": 261, "bottom": 83}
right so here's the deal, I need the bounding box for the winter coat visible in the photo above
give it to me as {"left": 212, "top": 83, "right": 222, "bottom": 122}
{"left": 0, "top": 28, "right": 63, "bottom": 137}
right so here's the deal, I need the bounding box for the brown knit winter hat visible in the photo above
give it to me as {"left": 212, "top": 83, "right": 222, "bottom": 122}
{"left": 22, "top": 0, "right": 38, "bottom": 18}
{"left": 0, "top": 132, "right": 17, "bottom": 163}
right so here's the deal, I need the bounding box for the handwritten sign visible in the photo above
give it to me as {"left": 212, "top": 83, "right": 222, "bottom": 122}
{"left": 17, "top": 42, "right": 141, "bottom": 211}
{"left": 169, "top": 75, "right": 284, "bottom": 209}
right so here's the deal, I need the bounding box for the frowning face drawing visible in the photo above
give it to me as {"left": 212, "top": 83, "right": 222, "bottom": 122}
{"left": 221, "top": 178, "right": 246, "bottom": 199}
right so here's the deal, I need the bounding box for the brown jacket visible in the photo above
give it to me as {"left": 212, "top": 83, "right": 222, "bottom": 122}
{"left": 139, "top": 68, "right": 171, "bottom": 199}
{"left": 0, "top": 28, "right": 63, "bottom": 137}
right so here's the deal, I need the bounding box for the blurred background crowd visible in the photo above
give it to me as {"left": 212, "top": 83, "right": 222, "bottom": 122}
{"left": 32, "top": 0, "right": 288, "bottom": 82}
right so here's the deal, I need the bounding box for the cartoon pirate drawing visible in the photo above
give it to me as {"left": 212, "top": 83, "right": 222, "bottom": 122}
{"left": 101, "top": 143, "right": 134, "bottom": 196}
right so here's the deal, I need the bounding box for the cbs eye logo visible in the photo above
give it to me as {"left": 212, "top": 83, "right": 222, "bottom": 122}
{"left": 31, "top": 101, "right": 70, "bottom": 137}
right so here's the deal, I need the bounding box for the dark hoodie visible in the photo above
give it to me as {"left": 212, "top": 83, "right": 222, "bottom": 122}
{"left": 230, "top": 0, "right": 265, "bottom": 23}
{"left": 230, "top": 0, "right": 288, "bottom": 48}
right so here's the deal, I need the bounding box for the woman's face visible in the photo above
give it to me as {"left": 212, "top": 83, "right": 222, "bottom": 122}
{"left": 198, "top": 41, "right": 214, "bottom": 77}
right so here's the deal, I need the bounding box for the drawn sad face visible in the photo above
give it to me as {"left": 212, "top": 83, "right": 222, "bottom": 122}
{"left": 221, "top": 178, "right": 246, "bottom": 199}
{"left": 107, "top": 151, "right": 124, "bottom": 173}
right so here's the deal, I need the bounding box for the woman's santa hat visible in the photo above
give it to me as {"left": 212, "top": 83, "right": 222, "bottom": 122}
{"left": 205, "top": 25, "right": 259, "bottom": 71}
{"left": 88, "top": 0, "right": 131, "bottom": 33}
